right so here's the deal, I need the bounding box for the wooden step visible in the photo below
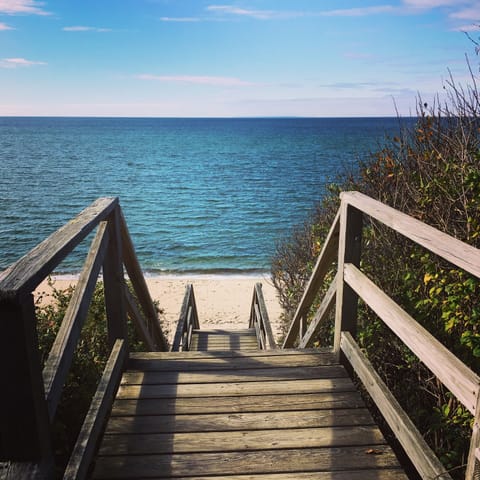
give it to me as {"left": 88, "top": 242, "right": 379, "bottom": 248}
{"left": 93, "top": 350, "right": 408, "bottom": 479}
{"left": 190, "top": 327, "right": 259, "bottom": 351}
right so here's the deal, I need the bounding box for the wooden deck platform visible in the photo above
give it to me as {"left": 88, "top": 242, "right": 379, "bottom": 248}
{"left": 93, "top": 348, "right": 408, "bottom": 479}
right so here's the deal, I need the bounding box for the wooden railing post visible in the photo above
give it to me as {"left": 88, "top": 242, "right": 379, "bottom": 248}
{"left": 333, "top": 199, "right": 363, "bottom": 354}
{"left": 466, "top": 394, "right": 480, "bottom": 479}
{"left": 0, "top": 293, "right": 52, "bottom": 475}
{"left": 103, "top": 206, "right": 128, "bottom": 349}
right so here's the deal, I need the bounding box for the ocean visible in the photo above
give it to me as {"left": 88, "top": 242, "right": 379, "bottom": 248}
{"left": 0, "top": 117, "right": 415, "bottom": 274}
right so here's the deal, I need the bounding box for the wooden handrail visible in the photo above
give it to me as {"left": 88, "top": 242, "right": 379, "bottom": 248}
{"left": 43, "top": 221, "right": 110, "bottom": 421}
{"left": 0, "top": 197, "right": 118, "bottom": 299}
{"left": 285, "top": 190, "right": 480, "bottom": 478}
{"left": 0, "top": 197, "right": 168, "bottom": 478}
{"left": 119, "top": 210, "right": 168, "bottom": 351}
{"left": 172, "top": 284, "right": 200, "bottom": 351}
{"left": 282, "top": 210, "right": 340, "bottom": 348}
{"left": 249, "top": 283, "right": 276, "bottom": 349}
{"left": 344, "top": 262, "right": 480, "bottom": 415}
{"left": 342, "top": 191, "right": 480, "bottom": 279}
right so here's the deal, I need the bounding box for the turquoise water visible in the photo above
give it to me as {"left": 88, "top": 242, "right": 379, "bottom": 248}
{"left": 0, "top": 117, "right": 414, "bottom": 273}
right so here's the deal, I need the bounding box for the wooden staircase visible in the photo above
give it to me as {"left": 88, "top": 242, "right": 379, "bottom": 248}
{"left": 92, "top": 348, "right": 408, "bottom": 479}
{"left": 3, "top": 192, "right": 480, "bottom": 479}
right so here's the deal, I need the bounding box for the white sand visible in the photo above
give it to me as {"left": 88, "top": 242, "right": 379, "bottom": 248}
{"left": 35, "top": 274, "right": 283, "bottom": 346}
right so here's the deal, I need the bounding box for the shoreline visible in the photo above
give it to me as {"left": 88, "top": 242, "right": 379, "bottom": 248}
{"left": 35, "top": 273, "right": 284, "bottom": 347}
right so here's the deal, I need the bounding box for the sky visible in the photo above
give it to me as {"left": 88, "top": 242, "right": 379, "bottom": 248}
{"left": 0, "top": 0, "right": 479, "bottom": 117}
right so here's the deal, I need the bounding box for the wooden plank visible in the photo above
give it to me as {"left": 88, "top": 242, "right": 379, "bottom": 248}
{"left": 116, "top": 377, "right": 356, "bottom": 399}
{"left": 254, "top": 283, "right": 277, "bottom": 349}
{"left": 0, "top": 197, "right": 117, "bottom": 298}
{"left": 93, "top": 445, "right": 402, "bottom": 478}
{"left": 63, "top": 339, "right": 127, "bottom": 480}
{"left": 129, "top": 348, "right": 332, "bottom": 360}
{"left": 103, "top": 206, "right": 128, "bottom": 348}
{"left": 195, "top": 329, "right": 255, "bottom": 334}
{"left": 120, "top": 365, "right": 348, "bottom": 385}
{"left": 124, "top": 285, "right": 156, "bottom": 351}
{"left": 101, "top": 472, "right": 408, "bottom": 480}
{"left": 0, "top": 293, "right": 52, "bottom": 466}
{"left": 253, "top": 305, "right": 265, "bottom": 349}
{"left": 119, "top": 210, "right": 168, "bottom": 351}
{"left": 105, "top": 408, "right": 375, "bottom": 434}
{"left": 299, "top": 274, "right": 336, "bottom": 348}
{"left": 334, "top": 201, "right": 362, "bottom": 353}
{"left": 283, "top": 209, "right": 340, "bottom": 348}
{"left": 99, "top": 425, "right": 385, "bottom": 455}
{"left": 43, "top": 222, "right": 109, "bottom": 421}
{"left": 340, "top": 332, "right": 452, "bottom": 480}
{"left": 344, "top": 262, "right": 480, "bottom": 415}
{"left": 466, "top": 395, "right": 480, "bottom": 478}
{"left": 128, "top": 353, "right": 338, "bottom": 371}
{"left": 110, "top": 391, "right": 366, "bottom": 416}
{"left": 342, "top": 190, "right": 480, "bottom": 279}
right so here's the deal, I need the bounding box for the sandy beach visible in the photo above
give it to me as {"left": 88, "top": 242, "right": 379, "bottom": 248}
{"left": 35, "top": 274, "right": 284, "bottom": 347}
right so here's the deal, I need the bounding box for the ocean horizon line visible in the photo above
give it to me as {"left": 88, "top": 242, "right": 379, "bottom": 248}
{"left": 0, "top": 114, "right": 410, "bottom": 120}
{"left": 49, "top": 267, "right": 271, "bottom": 282}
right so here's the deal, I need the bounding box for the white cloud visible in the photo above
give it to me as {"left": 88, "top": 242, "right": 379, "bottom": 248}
{"left": 62, "top": 26, "right": 112, "bottom": 32}
{"left": 449, "top": 6, "right": 480, "bottom": 20}
{"left": 0, "top": 0, "right": 49, "bottom": 15}
{"left": 402, "top": 0, "right": 465, "bottom": 7}
{"left": 135, "top": 74, "right": 255, "bottom": 87}
{"left": 206, "top": 5, "right": 304, "bottom": 20}
{"left": 318, "top": 5, "right": 396, "bottom": 16}
{"left": 0, "top": 22, "right": 14, "bottom": 30}
{"left": 160, "top": 17, "right": 201, "bottom": 22}
{"left": 0, "top": 57, "right": 46, "bottom": 68}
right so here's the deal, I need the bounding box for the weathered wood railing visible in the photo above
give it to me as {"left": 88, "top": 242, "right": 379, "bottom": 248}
{"left": 249, "top": 283, "right": 276, "bottom": 349}
{"left": 0, "top": 197, "right": 168, "bottom": 479}
{"left": 171, "top": 284, "right": 199, "bottom": 351}
{"left": 283, "top": 191, "right": 480, "bottom": 480}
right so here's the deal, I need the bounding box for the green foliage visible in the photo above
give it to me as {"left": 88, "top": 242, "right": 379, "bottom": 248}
{"left": 271, "top": 70, "right": 480, "bottom": 477}
{"left": 35, "top": 278, "right": 158, "bottom": 474}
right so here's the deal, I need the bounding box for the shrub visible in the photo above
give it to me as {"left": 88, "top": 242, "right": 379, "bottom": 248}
{"left": 35, "top": 278, "right": 165, "bottom": 476}
{"left": 271, "top": 67, "right": 480, "bottom": 477}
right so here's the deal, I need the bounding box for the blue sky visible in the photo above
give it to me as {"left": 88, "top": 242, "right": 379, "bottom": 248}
{"left": 0, "top": 0, "right": 479, "bottom": 117}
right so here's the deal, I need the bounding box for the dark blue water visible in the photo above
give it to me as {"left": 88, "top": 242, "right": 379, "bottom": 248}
{"left": 0, "top": 117, "right": 414, "bottom": 274}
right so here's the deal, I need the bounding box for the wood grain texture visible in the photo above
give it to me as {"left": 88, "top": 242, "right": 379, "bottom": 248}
{"left": 116, "top": 377, "right": 356, "bottom": 399}
{"left": 299, "top": 275, "right": 337, "bottom": 348}
{"left": 128, "top": 352, "right": 337, "bottom": 371}
{"left": 92, "top": 349, "right": 406, "bottom": 479}
{"left": 0, "top": 197, "right": 117, "bottom": 298}
{"left": 120, "top": 365, "right": 347, "bottom": 385}
{"left": 340, "top": 332, "right": 452, "bottom": 480}
{"left": 333, "top": 201, "right": 362, "bottom": 353}
{"left": 100, "top": 472, "right": 407, "bottom": 480}
{"left": 93, "top": 446, "right": 401, "bottom": 478}
{"left": 64, "top": 339, "right": 127, "bottom": 480}
{"left": 283, "top": 210, "right": 340, "bottom": 348}
{"left": 342, "top": 191, "right": 480, "bottom": 279}
{"left": 43, "top": 221, "right": 109, "bottom": 421}
{"left": 344, "top": 262, "right": 480, "bottom": 415}
{"left": 110, "top": 391, "right": 366, "bottom": 416}
{"left": 119, "top": 210, "right": 168, "bottom": 351}
{"left": 99, "top": 425, "right": 385, "bottom": 455}
{"left": 105, "top": 408, "right": 375, "bottom": 434}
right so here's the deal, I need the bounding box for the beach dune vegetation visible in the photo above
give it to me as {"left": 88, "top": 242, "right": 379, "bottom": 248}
{"left": 271, "top": 58, "right": 480, "bottom": 477}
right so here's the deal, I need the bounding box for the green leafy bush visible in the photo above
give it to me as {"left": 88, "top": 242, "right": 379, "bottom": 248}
{"left": 35, "top": 278, "right": 165, "bottom": 475}
{"left": 271, "top": 69, "right": 480, "bottom": 477}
